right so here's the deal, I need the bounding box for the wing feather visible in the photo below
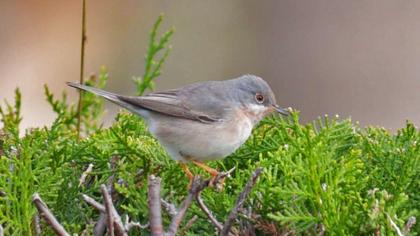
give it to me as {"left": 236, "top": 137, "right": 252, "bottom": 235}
{"left": 118, "top": 91, "right": 223, "bottom": 123}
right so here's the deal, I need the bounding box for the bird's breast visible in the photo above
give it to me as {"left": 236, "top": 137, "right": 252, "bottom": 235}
{"left": 146, "top": 109, "right": 254, "bottom": 162}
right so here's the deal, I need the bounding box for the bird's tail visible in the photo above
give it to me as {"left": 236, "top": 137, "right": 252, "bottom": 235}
{"left": 66, "top": 82, "right": 139, "bottom": 114}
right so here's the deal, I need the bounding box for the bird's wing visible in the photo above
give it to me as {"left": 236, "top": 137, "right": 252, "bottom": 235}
{"left": 67, "top": 81, "right": 229, "bottom": 124}
{"left": 118, "top": 90, "right": 224, "bottom": 124}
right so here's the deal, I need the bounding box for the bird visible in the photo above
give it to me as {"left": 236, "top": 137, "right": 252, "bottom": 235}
{"left": 67, "top": 74, "right": 289, "bottom": 186}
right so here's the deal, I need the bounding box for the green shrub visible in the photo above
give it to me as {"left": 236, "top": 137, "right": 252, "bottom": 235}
{"left": 0, "top": 15, "right": 419, "bottom": 236}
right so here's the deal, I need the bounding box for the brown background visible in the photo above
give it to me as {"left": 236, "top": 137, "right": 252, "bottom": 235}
{"left": 1, "top": 1, "right": 420, "bottom": 131}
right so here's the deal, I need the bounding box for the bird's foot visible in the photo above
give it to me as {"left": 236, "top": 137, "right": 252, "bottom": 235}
{"left": 180, "top": 163, "right": 194, "bottom": 189}
{"left": 209, "top": 166, "right": 236, "bottom": 191}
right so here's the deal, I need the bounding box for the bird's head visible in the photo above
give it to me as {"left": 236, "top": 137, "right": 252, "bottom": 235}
{"left": 229, "top": 74, "right": 289, "bottom": 124}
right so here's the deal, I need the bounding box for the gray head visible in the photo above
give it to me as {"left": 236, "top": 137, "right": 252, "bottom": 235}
{"left": 225, "top": 74, "right": 289, "bottom": 122}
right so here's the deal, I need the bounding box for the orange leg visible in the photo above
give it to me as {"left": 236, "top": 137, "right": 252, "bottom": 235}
{"left": 180, "top": 163, "right": 194, "bottom": 188}
{"left": 191, "top": 160, "right": 220, "bottom": 186}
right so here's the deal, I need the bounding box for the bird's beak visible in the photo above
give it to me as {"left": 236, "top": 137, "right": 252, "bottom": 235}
{"left": 272, "top": 104, "right": 290, "bottom": 116}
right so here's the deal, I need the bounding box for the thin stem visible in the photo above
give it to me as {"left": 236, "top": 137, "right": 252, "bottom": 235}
{"left": 82, "top": 194, "right": 105, "bottom": 213}
{"left": 196, "top": 193, "right": 223, "bottom": 231}
{"left": 220, "top": 168, "right": 263, "bottom": 236}
{"left": 32, "top": 193, "right": 70, "bottom": 236}
{"left": 76, "top": 0, "right": 87, "bottom": 140}
{"left": 101, "top": 185, "right": 114, "bottom": 236}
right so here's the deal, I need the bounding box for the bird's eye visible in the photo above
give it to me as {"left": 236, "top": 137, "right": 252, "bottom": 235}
{"left": 255, "top": 93, "right": 264, "bottom": 103}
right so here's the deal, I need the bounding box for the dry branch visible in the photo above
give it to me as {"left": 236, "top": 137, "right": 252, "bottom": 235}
{"left": 94, "top": 213, "right": 107, "bottom": 236}
{"left": 32, "top": 193, "right": 70, "bottom": 236}
{"left": 220, "top": 168, "right": 263, "bottom": 236}
{"left": 196, "top": 193, "right": 223, "bottom": 231}
{"left": 79, "top": 163, "right": 94, "bottom": 187}
{"left": 166, "top": 177, "right": 205, "bottom": 236}
{"left": 83, "top": 190, "right": 147, "bottom": 236}
{"left": 179, "top": 215, "right": 198, "bottom": 236}
{"left": 148, "top": 175, "right": 164, "bottom": 236}
{"left": 100, "top": 184, "right": 126, "bottom": 236}
{"left": 101, "top": 185, "right": 114, "bottom": 236}
{"left": 34, "top": 213, "right": 42, "bottom": 236}
{"left": 403, "top": 216, "right": 416, "bottom": 235}
{"left": 124, "top": 215, "right": 149, "bottom": 231}
{"left": 161, "top": 198, "right": 178, "bottom": 217}
{"left": 83, "top": 167, "right": 263, "bottom": 236}
{"left": 94, "top": 156, "right": 118, "bottom": 235}
{"left": 82, "top": 194, "right": 105, "bottom": 213}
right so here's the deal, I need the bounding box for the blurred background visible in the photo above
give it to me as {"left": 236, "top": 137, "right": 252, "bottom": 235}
{"left": 1, "top": 1, "right": 420, "bottom": 131}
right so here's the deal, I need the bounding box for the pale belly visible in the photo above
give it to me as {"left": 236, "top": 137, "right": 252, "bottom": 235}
{"left": 146, "top": 111, "right": 253, "bottom": 162}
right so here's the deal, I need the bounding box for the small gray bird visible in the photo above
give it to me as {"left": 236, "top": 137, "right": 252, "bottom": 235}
{"left": 67, "top": 74, "right": 288, "bottom": 185}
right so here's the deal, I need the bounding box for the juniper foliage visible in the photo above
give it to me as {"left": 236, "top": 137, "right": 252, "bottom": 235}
{"left": 0, "top": 16, "right": 419, "bottom": 236}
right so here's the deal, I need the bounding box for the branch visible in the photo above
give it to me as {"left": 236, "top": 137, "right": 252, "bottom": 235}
{"left": 387, "top": 213, "right": 403, "bottom": 236}
{"left": 196, "top": 193, "right": 223, "bottom": 231}
{"left": 124, "top": 215, "right": 149, "bottom": 231}
{"left": 161, "top": 198, "right": 178, "bottom": 217}
{"left": 102, "top": 185, "right": 114, "bottom": 235}
{"left": 79, "top": 163, "right": 94, "bottom": 187}
{"left": 220, "top": 168, "right": 263, "bottom": 236}
{"left": 94, "top": 156, "right": 118, "bottom": 236}
{"left": 32, "top": 193, "right": 70, "bottom": 236}
{"left": 179, "top": 215, "right": 198, "bottom": 236}
{"left": 94, "top": 214, "right": 107, "bottom": 236}
{"left": 0, "top": 224, "right": 3, "bottom": 236}
{"left": 100, "top": 184, "right": 126, "bottom": 236}
{"left": 213, "top": 167, "right": 236, "bottom": 191}
{"left": 82, "top": 194, "right": 105, "bottom": 213}
{"left": 83, "top": 191, "right": 147, "bottom": 235}
{"left": 148, "top": 175, "right": 164, "bottom": 236}
{"left": 34, "top": 213, "right": 42, "bottom": 236}
{"left": 403, "top": 216, "right": 416, "bottom": 235}
{"left": 167, "top": 176, "right": 208, "bottom": 236}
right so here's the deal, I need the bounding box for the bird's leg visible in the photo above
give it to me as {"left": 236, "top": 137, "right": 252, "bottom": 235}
{"left": 191, "top": 160, "right": 220, "bottom": 186}
{"left": 180, "top": 162, "right": 194, "bottom": 189}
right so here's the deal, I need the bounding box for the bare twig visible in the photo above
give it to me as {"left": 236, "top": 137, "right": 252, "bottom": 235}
{"left": 0, "top": 224, "right": 4, "bottom": 236}
{"left": 387, "top": 213, "right": 403, "bottom": 236}
{"left": 179, "top": 215, "right": 198, "bottom": 236}
{"left": 196, "top": 193, "right": 223, "bottom": 231}
{"left": 213, "top": 167, "right": 236, "bottom": 191}
{"left": 166, "top": 191, "right": 194, "bottom": 235}
{"left": 124, "top": 215, "right": 149, "bottom": 231}
{"left": 167, "top": 176, "right": 209, "bottom": 236}
{"left": 34, "top": 213, "right": 42, "bottom": 236}
{"left": 82, "top": 194, "right": 105, "bottom": 213}
{"left": 100, "top": 184, "right": 127, "bottom": 236}
{"left": 161, "top": 198, "right": 178, "bottom": 217}
{"left": 94, "top": 214, "right": 107, "bottom": 236}
{"left": 84, "top": 189, "right": 148, "bottom": 235}
{"left": 76, "top": 0, "right": 87, "bottom": 140}
{"left": 94, "top": 156, "right": 118, "bottom": 235}
{"left": 148, "top": 175, "right": 164, "bottom": 236}
{"left": 238, "top": 206, "right": 255, "bottom": 236}
{"left": 403, "top": 216, "right": 416, "bottom": 235}
{"left": 32, "top": 193, "right": 70, "bottom": 236}
{"left": 101, "top": 184, "right": 115, "bottom": 236}
{"left": 79, "top": 163, "right": 94, "bottom": 187}
{"left": 220, "top": 168, "right": 263, "bottom": 236}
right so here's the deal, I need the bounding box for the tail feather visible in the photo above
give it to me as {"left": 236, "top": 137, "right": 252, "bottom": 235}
{"left": 66, "top": 82, "right": 139, "bottom": 114}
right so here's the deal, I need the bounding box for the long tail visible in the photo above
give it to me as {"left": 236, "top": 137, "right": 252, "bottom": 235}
{"left": 66, "top": 82, "right": 139, "bottom": 114}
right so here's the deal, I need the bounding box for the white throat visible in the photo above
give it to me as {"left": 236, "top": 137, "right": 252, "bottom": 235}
{"left": 246, "top": 104, "right": 269, "bottom": 125}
